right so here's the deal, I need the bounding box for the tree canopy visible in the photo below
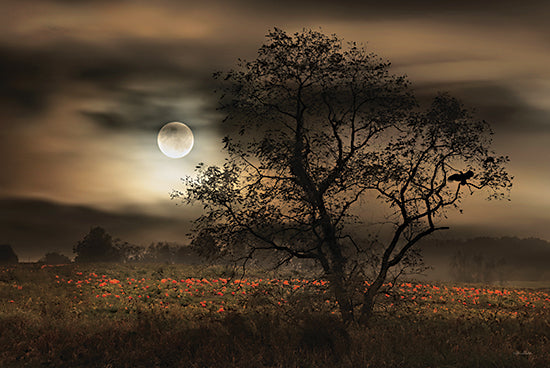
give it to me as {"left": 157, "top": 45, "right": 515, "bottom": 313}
{"left": 73, "top": 226, "right": 122, "bottom": 263}
{"left": 174, "top": 28, "right": 512, "bottom": 323}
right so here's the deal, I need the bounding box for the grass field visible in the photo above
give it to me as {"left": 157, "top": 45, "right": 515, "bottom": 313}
{"left": 1, "top": 263, "right": 549, "bottom": 367}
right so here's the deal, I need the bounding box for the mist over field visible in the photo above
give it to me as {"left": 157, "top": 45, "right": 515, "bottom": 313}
{"left": 419, "top": 237, "right": 550, "bottom": 284}
{"left": 2, "top": 197, "right": 549, "bottom": 287}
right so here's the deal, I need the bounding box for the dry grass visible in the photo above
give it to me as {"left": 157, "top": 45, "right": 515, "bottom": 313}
{"left": 1, "top": 263, "right": 548, "bottom": 367}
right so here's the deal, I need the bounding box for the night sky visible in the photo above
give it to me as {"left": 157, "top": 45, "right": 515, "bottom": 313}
{"left": 1, "top": 0, "right": 549, "bottom": 260}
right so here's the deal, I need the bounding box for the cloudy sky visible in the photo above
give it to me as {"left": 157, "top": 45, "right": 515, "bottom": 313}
{"left": 2, "top": 0, "right": 549, "bottom": 260}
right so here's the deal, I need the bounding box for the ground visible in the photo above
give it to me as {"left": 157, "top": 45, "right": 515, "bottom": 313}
{"left": 1, "top": 263, "right": 549, "bottom": 367}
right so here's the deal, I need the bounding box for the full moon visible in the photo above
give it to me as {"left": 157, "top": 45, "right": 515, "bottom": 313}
{"left": 157, "top": 122, "right": 194, "bottom": 158}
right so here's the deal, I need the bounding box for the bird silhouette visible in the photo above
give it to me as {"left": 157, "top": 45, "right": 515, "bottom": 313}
{"left": 448, "top": 170, "right": 474, "bottom": 185}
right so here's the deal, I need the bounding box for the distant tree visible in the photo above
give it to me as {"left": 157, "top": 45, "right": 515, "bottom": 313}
{"left": 73, "top": 226, "right": 122, "bottom": 263}
{"left": 0, "top": 244, "right": 18, "bottom": 264}
{"left": 117, "top": 241, "right": 142, "bottom": 263}
{"left": 174, "top": 245, "right": 204, "bottom": 265}
{"left": 189, "top": 231, "right": 224, "bottom": 261}
{"left": 134, "top": 242, "right": 204, "bottom": 264}
{"left": 174, "top": 28, "right": 512, "bottom": 323}
{"left": 38, "top": 252, "right": 71, "bottom": 264}
{"left": 140, "top": 242, "right": 178, "bottom": 263}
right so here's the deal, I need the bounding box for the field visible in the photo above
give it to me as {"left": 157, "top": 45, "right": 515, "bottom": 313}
{"left": 1, "top": 263, "right": 549, "bottom": 367}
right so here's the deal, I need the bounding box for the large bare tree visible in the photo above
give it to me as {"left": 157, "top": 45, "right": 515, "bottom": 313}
{"left": 173, "top": 28, "right": 511, "bottom": 323}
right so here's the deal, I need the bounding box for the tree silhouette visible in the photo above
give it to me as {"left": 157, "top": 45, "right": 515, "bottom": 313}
{"left": 0, "top": 244, "right": 18, "bottom": 264}
{"left": 174, "top": 245, "right": 204, "bottom": 265}
{"left": 117, "top": 241, "right": 142, "bottom": 263}
{"left": 140, "top": 242, "right": 177, "bottom": 264}
{"left": 173, "top": 28, "right": 512, "bottom": 323}
{"left": 73, "top": 226, "right": 121, "bottom": 263}
{"left": 450, "top": 249, "right": 505, "bottom": 283}
{"left": 39, "top": 252, "right": 71, "bottom": 264}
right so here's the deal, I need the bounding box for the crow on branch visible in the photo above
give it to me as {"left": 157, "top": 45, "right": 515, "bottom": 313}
{"left": 448, "top": 170, "right": 474, "bottom": 185}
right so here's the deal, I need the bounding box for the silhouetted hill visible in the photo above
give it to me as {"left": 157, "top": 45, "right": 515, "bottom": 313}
{"left": 0, "top": 197, "right": 191, "bottom": 261}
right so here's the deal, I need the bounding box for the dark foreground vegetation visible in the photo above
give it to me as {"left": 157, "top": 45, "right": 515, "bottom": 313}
{"left": 1, "top": 263, "right": 548, "bottom": 367}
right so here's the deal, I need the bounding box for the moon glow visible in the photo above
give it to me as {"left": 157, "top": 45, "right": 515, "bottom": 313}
{"left": 157, "top": 122, "right": 194, "bottom": 158}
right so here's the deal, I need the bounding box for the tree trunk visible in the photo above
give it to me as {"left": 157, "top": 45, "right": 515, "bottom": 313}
{"left": 358, "top": 268, "right": 387, "bottom": 325}
{"left": 359, "top": 286, "right": 377, "bottom": 325}
{"left": 330, "top": 273, "right": 355, "bottom": 323}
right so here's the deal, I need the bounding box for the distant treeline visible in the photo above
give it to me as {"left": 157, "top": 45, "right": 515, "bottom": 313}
{"left": 420, "top": 237, "right": 550, "bottom": 283}
{"left": 1, "top": 226, "right": 204, "bottom": 265}
{"left": 3, "top": 231, "right": 550, "bottom": 284}
{"left": 70, "top": 226, "right": 204, "bottom": 264}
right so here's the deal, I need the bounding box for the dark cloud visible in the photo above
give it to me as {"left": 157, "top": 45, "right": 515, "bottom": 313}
{"left": 0, "top": 46, "right": 60, "bottom": 115}
{"left": 80, "top": 90, "right": 187, "bottom": 132}
{"left": 67, "top": 37, "right": 238, "bottom": 92}
{"left": 412, "top": 81, "right": 549, "bottom": 134}
{"left": 0, "top": 197, "right": 192, "bottom": 261}
{"left": 73, "top": 43, "right": 206, "bottom": 90}
{"left": 0, "top": 38, "right": 226, "bottom": 130}
{"left": 2, "top": 35, "right": 542, "bottom": 134}
{"left": 1, "top": 38, "right": 223, "bottom": 91}
{"left": 230, "top": 0, "right": 550, "bottom": 21}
